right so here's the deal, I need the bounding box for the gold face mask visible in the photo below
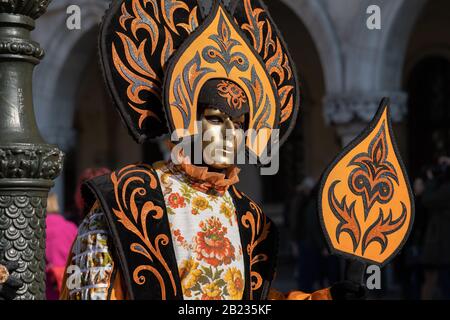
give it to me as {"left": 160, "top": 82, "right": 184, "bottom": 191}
{"left": 200, "top": 108, "right": 245, "bottom": 170}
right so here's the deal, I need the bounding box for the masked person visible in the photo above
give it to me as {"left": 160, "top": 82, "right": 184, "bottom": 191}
{"left": 60, "top": 0, "right": 364, "bottom": 300}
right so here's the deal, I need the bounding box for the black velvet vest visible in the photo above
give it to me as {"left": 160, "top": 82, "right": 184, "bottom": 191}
{"left": 82, "top": 163, "right": 278, "bottom": 300}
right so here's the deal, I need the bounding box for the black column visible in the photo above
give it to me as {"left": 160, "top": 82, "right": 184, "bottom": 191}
{"left": 0, "top": 1, "right": 63, "bottom": 300}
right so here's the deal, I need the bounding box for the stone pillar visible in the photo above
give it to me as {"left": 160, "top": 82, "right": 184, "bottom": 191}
{"left": 323, "top": 92, "right": 408, "bottom": 146}
{"left": 0, "top": 0, "right": 63, "bottom": 300}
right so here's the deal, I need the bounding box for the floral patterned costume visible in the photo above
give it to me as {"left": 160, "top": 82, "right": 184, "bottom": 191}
{"left": 156, "top": 161, "right": 245, "bottom": 300}
{"left": 60, "top": 161, "right": 331, "bottom": 300}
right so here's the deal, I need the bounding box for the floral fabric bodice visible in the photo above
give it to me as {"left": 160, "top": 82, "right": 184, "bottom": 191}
{"left": 155, "top": 162, "right": 245, "bottom": 300}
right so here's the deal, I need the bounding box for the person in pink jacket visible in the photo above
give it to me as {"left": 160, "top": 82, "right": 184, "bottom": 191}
{"left": 45, "top": 193, "right": 78, "bottom": 300}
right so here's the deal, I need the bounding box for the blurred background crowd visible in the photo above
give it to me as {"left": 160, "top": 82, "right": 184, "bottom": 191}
{"left": 35, "top": 0, "right": 450, "bottom": 299}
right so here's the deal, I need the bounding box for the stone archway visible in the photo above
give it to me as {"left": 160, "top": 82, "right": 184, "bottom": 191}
{"left": 377, "top": 0, "right": 428, "bottom": 92}
{"left": 34, "top": 0, "right": 110, "bottom": 150}
{"left": 321, "top": 0, "right": 427, "bottom": 147}
{"left": 280, "top": 0, "right": 344, "bottom": 94}
{"left": 33, "top": 1, "right": 111, "bottom": 209}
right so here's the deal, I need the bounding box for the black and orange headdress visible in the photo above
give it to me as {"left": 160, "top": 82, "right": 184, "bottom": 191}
{"left": 99, "top": 0, "right": 299, "bottom": 159}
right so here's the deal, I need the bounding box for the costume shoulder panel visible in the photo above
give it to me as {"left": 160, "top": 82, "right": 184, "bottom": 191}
{"left": 229, "top": 185, "right": 279, "bottom": 300}
{"left": 82, "top": 163, "right": 183, "bottom": 300}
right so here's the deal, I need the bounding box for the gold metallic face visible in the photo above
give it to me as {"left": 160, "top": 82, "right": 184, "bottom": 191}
{"left": 200, "top": 108, "right": 245, "bottom": 170}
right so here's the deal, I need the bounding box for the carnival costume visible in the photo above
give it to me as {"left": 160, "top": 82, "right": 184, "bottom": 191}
{"left": 61, "top": 0, "right": 334, "bottom": 300}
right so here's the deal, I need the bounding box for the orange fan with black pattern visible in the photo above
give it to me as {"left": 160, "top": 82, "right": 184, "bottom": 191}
{"left": 318, "top": 99, "right": 414, "bottom": 279}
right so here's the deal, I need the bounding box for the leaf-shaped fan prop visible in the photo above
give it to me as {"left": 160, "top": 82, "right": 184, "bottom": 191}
{"left": 318, "top": 98, "right": 414, "bottom": 276}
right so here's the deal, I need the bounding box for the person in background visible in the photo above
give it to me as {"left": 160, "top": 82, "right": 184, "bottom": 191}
{"left": 45, "top": 193, "right": 78, "bottom": 300}
{"left": 73, "top": 167, "right": 112, "bottom": 224}
{"left": 421, "top": 156, "right": 450, "bottom": 299}
{"left": 395, "top": 172, "right": 427, "bottom": 299}
{"left": 285, "top": 177, "right": 316, "bottom": 239}
{"left": 293, "top": 181, "right": 340, "bottom": 292}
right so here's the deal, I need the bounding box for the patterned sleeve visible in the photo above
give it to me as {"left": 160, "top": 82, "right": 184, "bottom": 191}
{"left": 60, "top": 202, "right": 122, "bottom": 300}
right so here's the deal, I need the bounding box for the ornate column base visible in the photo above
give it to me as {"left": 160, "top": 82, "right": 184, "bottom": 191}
{"left": 0, "top": 144, "right": 63, "bottom": 300}
{"left": 323, "top": 92, "right": 408, "bottom": 146}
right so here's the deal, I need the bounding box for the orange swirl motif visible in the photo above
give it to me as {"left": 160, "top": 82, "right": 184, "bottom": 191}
{"left": 111, "top": 164, "right": 177, "bottom": 299}
{"left": 161, "top": 0, "right": 189, "bottom": 35}
{"left": 241, "top": 199, "right": 270, "bottom": 300}
{"left": 241, "top": 0, "right": 295, "bottom": 124}
{"left": 112, "top": 0, "right": 199, "bottom": 129}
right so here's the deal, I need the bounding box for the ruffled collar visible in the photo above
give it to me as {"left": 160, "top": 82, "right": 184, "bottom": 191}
{"left": 169, "top": 149, "right": 240, "bottom": 196}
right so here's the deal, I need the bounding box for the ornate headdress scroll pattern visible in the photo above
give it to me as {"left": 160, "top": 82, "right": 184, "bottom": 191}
{"left": 101, "top": 0, "right": 202, "bottom": 142}
{"left": 164, "top": 3, "right": 279, "bottom": 157}
{"left": 233, "top": 0, "right": 299, "bottom": 145}
{"left": 319, "top": 99, "right": 414, "bottom": 266}
{"left": 100, "top": 0, "right": 300, "bottom": 157}
{"left": 110, "top": 164, "right": 178, "bottom": 299}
